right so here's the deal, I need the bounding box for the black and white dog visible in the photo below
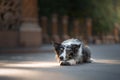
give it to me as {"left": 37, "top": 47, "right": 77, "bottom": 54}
{"left": 53, "top": 38, "right": 92, "bottom": 66}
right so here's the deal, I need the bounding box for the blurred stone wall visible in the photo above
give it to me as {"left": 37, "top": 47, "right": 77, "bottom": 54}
{"left": 0, "top": 0, "right": 42, "bottom": 48}
{"left": 0, "top": 0, "right": 21, "bottom": 30}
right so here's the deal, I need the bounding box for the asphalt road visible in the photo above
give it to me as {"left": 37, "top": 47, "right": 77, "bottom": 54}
{"left": 0, "top": 44, "right": 120, "bottom": 80}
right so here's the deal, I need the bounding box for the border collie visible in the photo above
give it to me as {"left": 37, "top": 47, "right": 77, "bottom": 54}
{"left": 53, "top": 38, "right": 92, "bottom": 66}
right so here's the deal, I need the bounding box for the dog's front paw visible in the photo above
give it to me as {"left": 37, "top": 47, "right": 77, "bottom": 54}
{"left": 60, "top": 62, "right": 71, "bottom": 66}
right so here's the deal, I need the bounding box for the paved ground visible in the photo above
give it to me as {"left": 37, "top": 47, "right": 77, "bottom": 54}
{"left": 0, "top": 44, "right": 120, "bottom": 80}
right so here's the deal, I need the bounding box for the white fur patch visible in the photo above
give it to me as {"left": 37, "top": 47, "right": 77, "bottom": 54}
{"left": 62, "top": 38, "right": 81, "bottom": 46}
{"left": 67, "top": 59, "right": 76, "bottom": 65}
{"left": 59, "top": 47, "right": 67, "bottom": 60}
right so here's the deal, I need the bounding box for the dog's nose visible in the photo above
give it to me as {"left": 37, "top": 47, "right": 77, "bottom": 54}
{"left": 60, "top": 56, "right": 64, "bottom": 60}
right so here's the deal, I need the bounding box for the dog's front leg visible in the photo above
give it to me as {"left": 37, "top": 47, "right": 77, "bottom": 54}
{"left": 60, "top": 59, "right": 76, "bottom": 66}
{"left": 67, "top": 59, "right": 76, "bottom": 65}
{"left": 74, "top": 55, "right": 83, "bottom": 64}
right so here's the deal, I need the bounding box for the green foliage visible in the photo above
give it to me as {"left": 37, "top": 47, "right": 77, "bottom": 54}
{"left": 91, "top": 0, "right": 115, "bottom": 35}
{"left": 38, "top": 0, "right": 117, "bottom": 35}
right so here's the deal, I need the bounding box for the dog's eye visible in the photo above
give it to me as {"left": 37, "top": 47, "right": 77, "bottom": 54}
{"left": 59, "top": 47, "right": 64, "bottom": 52}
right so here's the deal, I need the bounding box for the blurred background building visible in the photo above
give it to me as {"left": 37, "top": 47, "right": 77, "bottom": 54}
{"left": 0, "top": 0, "right": 120, "bottom": 48}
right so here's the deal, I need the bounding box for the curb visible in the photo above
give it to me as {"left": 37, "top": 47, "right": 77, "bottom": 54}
{"left": 0, "top": 45, "right": 54, "bottom": 53}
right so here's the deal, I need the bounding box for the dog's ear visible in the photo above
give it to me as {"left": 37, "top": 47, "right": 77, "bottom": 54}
{"left": 72, "top": 44, "right": 81, "bottom": 53}
{"left": 52, "top": 42, "right": 61, "bottom": 48}
{"left": 52, "top": 42, "right": 61, "bottom": 56}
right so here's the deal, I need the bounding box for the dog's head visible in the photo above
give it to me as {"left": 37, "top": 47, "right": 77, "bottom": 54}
{"left": 53, "top": 39, "right": 82, "bottom": 62}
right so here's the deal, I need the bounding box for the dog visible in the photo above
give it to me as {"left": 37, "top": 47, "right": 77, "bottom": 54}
{"left": 53, "top": 38, "right": 92, "bottom": 66}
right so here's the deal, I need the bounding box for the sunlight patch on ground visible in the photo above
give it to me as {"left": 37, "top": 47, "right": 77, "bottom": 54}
{"left": 0, "top": 68, "right": 74, "bottom": 80}
{"left": 0, "top": 61, "right": 59, "bottom": 68}
{"left": 0, "top": 61, "right": 59, "bottom": 79}
{"left": 0, "top": 68, "right": 41, "bottom": 79}
{"left": 94, "top": 59, "right": 120, "bottom": 64}
{"left": 0, "top": 68, "right": 38, "bottom": 76}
